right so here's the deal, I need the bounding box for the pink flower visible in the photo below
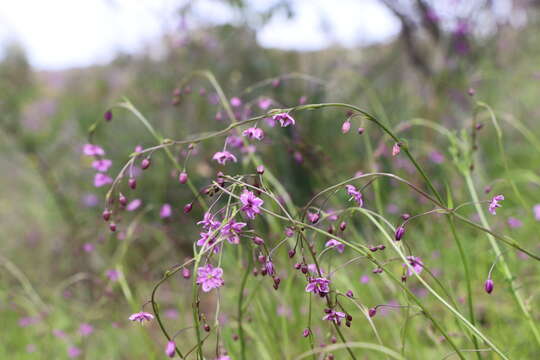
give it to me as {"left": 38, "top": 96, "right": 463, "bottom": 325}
{"left": 322, "top": 310, "right": 346, "bottom": 325}
{"left": 429, "top": 151, "right": 445, "bottom": 164}
{"left": 272, "top": 113, "right": 295, "bottom": 127}
{"left": 126, "top": 199, "right": 142, "bottom": 211}
{"left": 240, "top": 190, "right": 264, "bottom": 219}
{"left": 128, "top": 312, "right": 154, "bottom": 323}
{"left": 325, "top": 239, "right": 345, "bottom": 253}
{"left": 83, "top": 144, "right": 105, "bottom": 156}
{"left": 220, "top": 219, "right": 247, "bottom": 244}
{"left": 217, "top": 356, "right": 231, "bottom": 360}
{"left": 242, "top": 127, "right": 264, "bottom": 140}
{"left": 341, "top": 120, "right": 351, "bottom": 134}
{"left": 230, "top": 97, "right": 242, "bottom": 107}
{"left": 94, "top": 173, "right": 112, "bottom": 187}
{"left": 299, "top": 95, "right": 307, "bottom": 104}
{"left": 213, "top": 151, "right": 237, "bottom": 165}
{"left": 258, "top": 98, "right": 272, "bottom": 110}
{"left": 305, "top": 277, "right": 330, "bottom": 297}
{"left": 403, "top": 256, "right": 423, "bottom": 277}
{"left": 92, "top": 159, "right": 112, "bottom": 172}
{"left": 79, "top": 323, "right": 93, "bottom": 336}
{"left": 392, "top": 143, "right": 401, "bottom": 156}
{"left": 507, "top": 217, "right": 523, "bottom": 228}
{"left": 307, "top": 212, "right": 320, "bottom": 224}
{"left": 165, "top": 341, "right": 176, "bottom": 358}
{"left": 83, "top": 243, "right": 94, "bottom": 252}
{"left": 196, "top": 264, "right": 224, "bottom": 292}
{"left": 160, "top": 204, "right": 172, "bottom": 218}
{"left": 106, "top": 269, "right": 119, "bottom": 282}
{"left": 226, "top": 136, "right": 243, "bottom": 148}
{"left": 68, "top": 346, "right": 82, "bottom": 358}
{"left": 488, "top": 194, "right": 504, "bottom": 215}
{"left": 534, "top": 204, "right": 540, "bottom": 221}
{"left": 345, "top": 185, "right": 363, "bottom": 207}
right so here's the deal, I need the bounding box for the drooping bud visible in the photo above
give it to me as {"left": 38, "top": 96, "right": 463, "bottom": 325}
{"left": 484, "top": 279, "right": 494, "bottom": 294}
{"left": 141, "top": 158, "right": 151, "bottom": 170}
{"left": 401, "top": 213, "right": 410, "bottom": 220}
{"left": 395, "top": 226, "right": 405, "bottom": 241}
{"left": 346, "top": 290, "right": 354, "bottom": 298}
{"left": 178, "top": 172, "right": 188, "bottom": 184}
{"left": 368, "top": 307, "right": 377, "bottom": 317}
{"left": 102, "top": 209, "right": 112, "bottom": 221}
{"left": 109, "top": 222, "right": 117, "bottom": 232}
{"left": 257, "top": 255, "right": 266, "bottom": 263}
{"left": 468, "top": 87, "right": 475, "bottom": 96}
{"left": 341, "top": 120, "right": 351, "bottom": 134}
{"left": 128, "top": 178, "right": 137, "bottom": 190}
{"left": 288, "top": 249, "right": 296, "bottom": 258}
{"left": 183, "top": 202, "right": 193, "bottom": 214}
{"left": 182, "top": 268, "right": 191, "bottom": 279}
{"left": 104, "top": 110, "right": 113, "bottom": 122}
{"left": 339, "top": 221, "right": 347, "bottom": 231}
{"left": 204, "top": 324, "right": 210, "bottom": 332}
{"left": 303, "top": 328, "right": 311, "bottom": 337}
{"left": 392, "top": 143, "right": 401, "bottom": 156}
{"left": 257, "top": 165, "right": 265, "bottom": 174}
{"left": 119, "top": 193, "right": 127, "bottom": 207}
{"left": 252, "top": 237, "right": 264, "bottom": 246}
{"left": 165, "top": 341, "right": 176, "bottom": 358}
{"left": 357, "top": 127, "right": 365, "bottom": 135}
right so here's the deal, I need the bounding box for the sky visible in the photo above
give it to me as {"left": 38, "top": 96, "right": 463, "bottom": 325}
{"left": 0, "top": 0, "right": 400, "bottom": 70}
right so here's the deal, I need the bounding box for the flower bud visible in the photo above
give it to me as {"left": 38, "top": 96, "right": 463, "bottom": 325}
{"left": 204, "top": 324, "right": 210, "bottom": 332}
{"left": 368, "top": 307, "right": 377, "bottom": 317}
{"left": 104, "top": 110, "right": 112, "bottom": 122}
{"left": 357, "top": 127, "right": 365, "bottom": 135}
{"left": 165, "top": 341, "right": 175, "bottom": 358}
{"left": 346, "top": 290, "right": 353, "bottom": 298}
{"left": 395, "top": 226, "right": 405, "bottom": 241}
{"left": 109, "top": 222, "right": 117, "bottom": 232}
{"left": 484, "top": 279, "right": 494, "bottom": 294}
{"left": 401, "top": 213, "right": 410, "bottom": 220}
{"left": 141, "top": 158, "right": 151, "bottom": 170}
{"left": 252, "top": 236, "right": 264, "bottom": 246}
{"left": 288, "top": 249, "right": 296, "bottom": 258}
{"left": 119, "top": 193, "right": 127, "bottom": 207}
{"left": 341, "top": 120, "right": 351, "bottom": 134}
{"left": 182, "top": 268, "right": 191, "bottom": 279}
{"left": 339, "top": 221, "right": 347, "bottom": 231}
{"left": 183, "top": 202, "right": 193, "bottom": 214}
{"left": 128, "top": 178, "right": 137, "bottom": 190}
{"left": 257, "top": 165, "right": 265, "bottom": 174}
{"left": 468, "top": 87, "right": 475, "bottom": 96}
{"left": 303, "top": 328, "right": 311, "bottom": 337}
{"left": 178, "top": 172, "right": 188, "bottom": 184}
{"left": 102, "top": 209, "right": 111, "bottom": 221}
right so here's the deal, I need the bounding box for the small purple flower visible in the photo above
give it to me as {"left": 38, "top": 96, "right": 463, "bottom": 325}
{"left": 341, "top": 120, "right": 351, "bottom": 134}
{"left": 403, "top": 256, "right": 423, "bottom": 277}
{"left": 196, "top": 264, "right": 224, "bottom": 292}
{"left": 258, "top": 98, "right": 272, "bottom": 110}
{"left": 265, "top": 260, "right": 275, "bottom": 276}
{"left": 488, "top": 194, "right": 504, "bottom": 215}
{"left": 213, "top": 151, "right": 237, "bottom": 165}
{"left": 220, "top": 219, "right": 247, "bottom": 244}
{"left": 507, "top": 217, "right": 523, "bottom": 228}
{"left": 534, "top": 204, "right": 540, "bottom": 221}
{"left": 92, "top": 158, "right": 112, "bottom": 172}
{"left": 197, "top": 212, "right": 221, "bottom": 230}
{"left": 484, "top": 279, "right": 494, "bottom": 294}
{"left": 68, "top": 346, "right": 82, "bottom": 358}
{"left": 129, "top": 312, "right": 154, "bottom": 323}
{"left": 429, "top": 151, "right": 445, "bottom": 164}
{"left": 83, "top": 144, "right": 105, "bottom": 156}
{"left": 322, "top": 310, "right": 346, "bottom": 325}
{"left": 242, "top": 127, "right": 264, "bottom": 140}
{"left": 94, "top": 173, "right": 113, "bottom": 187}
{"left": 196, "top": 231, "right": 219, "bottom": 251}
{"left": 79, "top": 323, "right": 94, "bottom": 337}
{"left": 165, "top": 340, "right": 176, "bottom": 358}
{"left": 240, "top": 190, "right": 264, "bottom": 219}
{"left": 307, "top": 212, "right": 320, "bottom": 224}
{"left": 395, "top": 226, "right": 406, "bottom": 241}
{"left": 345, "top": 185, "right": 363, "bottom": 207}
{"left": 83, "top": 243, "right": 94, "bottom": 253}
{"left": 106, "top": 269, "right": 119, "bottom": 282}
{"left": 160, "top": 204, "right": 172, "bottom": 218}
{"left": 230, "top": 97, "right": 242, "bottom": 107}
{"left": 392, "top": 143, "right": 401, "bottom": 156}
{"left": 126, "top": 199, "right": 142, "bottom": 211}
{"left": 325, "top": 239, "right": 345, "bottom": 253}
{"left": 272, "top": 113, "right": 295, "bottom": 127}
{"left": 305, "top": 277, "right": 331, "bottom": 297}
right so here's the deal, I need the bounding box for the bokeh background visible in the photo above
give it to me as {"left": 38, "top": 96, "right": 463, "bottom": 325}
{"left": 2, "top": 1, "right": 540, "bottom": 359}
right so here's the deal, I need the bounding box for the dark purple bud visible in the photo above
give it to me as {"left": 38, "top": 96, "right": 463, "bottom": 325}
{"left": 109, "top": 222, "right": 117, "bottom": 232}
{"left": 368, "top": 307, "right": 377, "bottom": 317}
{"left": 204, "top": 324, "right": 210, "bottom": 332}
{"left": 301, "top": 264, "right": 308, "bottom": 274}
{"left": 253, "top": 236, "right": 264, "bottom": 246}
{"left": 102, "top": 209, "right": 111, "bottom": 221}
{"left": 104, "top": 110, "right": 112, "bottom": 122}
{"left": 395, "top": 226, "right": 405, "bottom": 241}
{"left": 288, "top": 249, "right": 296, "bottom": 258}
{"left": 178, "top": 172, "right": 188, "bottom": 184}
{"left": 468, "top": 87, "right": 475, "bottom": 96}
{"left": 165, "top": 340, "right": 176, "bottom": 358}
{"left": 401, "top": 275, "right": 407, "bottom": 282}
{"left": 484, "top": 279, "right": 494, "bottom": 294}
{"left": 294, "top": 263, "right": 301, "bottom": 270}
{"left": 141, "top": 158, "right": 151, "bottom": 170}
{"left": 369, "top": 246, "right": 378, "bottom": 252}
{"left": 252, "top": 268, "right": 258, "bottom": 277}
{"left": 302, "top": 328, "right": 311, "bottom": 337}
{"left": 401, "top": 213, "right": 410, "bottom": 220}
{"left": 346, "top": 314, "right": 352, "bottom": 321}
{"left": 339, "top": 221, "right": 347, "bottom": 231}
{"left": 324, "top": 308, "right": 332, "bottom": 314}
{"left": 330, "top": 336, "right": 337, "bottom": 344}
{"left": 328, "top": 354, "right": 335, "bottom": 360}
{"left": 183, "top": 202, "right": 193, "bottom": 214}
{"left": 273, "top": 282, "right": 279, "bottom": 290}
{"left": 377, "top": 245, "right": 386, "bottom": 251}
{"left": 257, "top": 255, "right": 266, "bottom": 264}
{"left": 273, "top": 277, "right": 281, "bottom": 286}
{"left": 357, "top": 127, "right": 365, "bottom": 135}
{"left": 182, "top": 268, "right": 191, "bottom": 279}
{"left": 345, "top": 321, "right": 351, "bottom": 328}
{"left": 257, "top": 165, "right": 265, "bottom": 174}
{"left": 260, "top": 268, "right": 267, "bottom": 276}
{"left": 128, "top": 178, "right": 137, "bottom": 190}
{"left": 484, "top": 186, "right": 492, "bottom": 194}
{"left": 327, "top": 226, "right": 334, "bottom": 234}
{"left": 346, "top": 290, "right": 353, "bottom": 298}
{"left": 475, "top": 123, "right": 484, "bottom": 131}
{"left": 119, "top": 193, "right": 127, "bottom": 207}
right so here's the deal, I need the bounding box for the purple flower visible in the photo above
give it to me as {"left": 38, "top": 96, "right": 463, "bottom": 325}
{"left": 106, "top": 269, "right": 119, "bottom": 282}
{"left": 240, "top": 190, "right": 264, "bottom": 219}
{"left": 341, "top": 120, "right": 351, "bottom": 134}
{"left": 488, "top": 194, "right": 504, "bottom": 215}
{"left": 484, "top": 279, "right": 494, "bottom": 294}
{"left": 79, "top": 323, "right": 94, "bottom": 336}
{"left": 258, "top": 98, "right": 272, "bottom": 110}
{"left": 226, "top": 135, "right": 244, "bottom": 148}
{"left": 165, "top": 341, "right": 176, "bottom": 358}
{"left": 68, "top": 346, "right": 82, "bottom": 358}
{"left": 83, "top": 243, "right": 94, "bottom": 253}
{"left": 220, "top": 219, "right": 247, "bottom": 244}
{"left": 242, "top": 127, "right": 264, "bottom": 140}
{"left": 196, "top": 231, "right": 218, "bottom": 249}
{"left": 126, "top": 199, "right": 142, "bottom": 211}
{"left": 325, "top": 239, "right": 345, "bottom": 253}
{"left": 196, "top": 264, "right": 224, "bottom": 292}
{"left": 93, "top": 173, "right": 113, "bottom": 187}
{"left": 307, "top": 212, "right": 320, "bottom": 224}
{"left": 534, "top": 204, "right": 540, "bottom": 221}
{"left": 83, "top": 144, "right": 105, "bottom": 156}
{"left": 213, "top": 151, "right": 237, "bottom": 165}
{"left": 392, "top": 143, "right": 401, "bottom": 156}
{"left": 322, "top": 310, "right": 346, "bottom": 325}
{"left": 197, "top": 212, "right": 221, "bottom": 230}
{"left": 305, "top": 277, "right": 331, "bottom": 297}
{"left": 403, "top": 256, "right": 423, "bottom": 277}
{"left": 160, "top": 204, "right": 172, "bottom": 218}
{"left": 507, "top": 217, "right": 523, "bottom": 228}
{"left": 345, "top": 185, "right": 363, "bottom": 207}
{"left": 92, "top": 159, "right": 112, "bottom": 172}
{"left": 265, "top": 260, "right": 275, "bottom": 276}
{"left": 272, "top": 113, "right": 295, "bottom": 127}
{"left": 429, "top": 151, "right": 445, "bottom": 164}
{"left": 129, "top": 312, "right": 154, "bottom": 323}
{"left": 230, "top": 97, "right": 242, "bottom": 107}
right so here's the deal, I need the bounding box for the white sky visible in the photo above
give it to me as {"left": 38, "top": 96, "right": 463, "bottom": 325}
{"left": 0, "top": 0, "right": 400, "bottom": 70}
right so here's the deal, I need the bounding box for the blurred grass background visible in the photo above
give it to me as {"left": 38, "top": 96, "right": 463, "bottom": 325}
{"left": 1, "top": 1, "right": 540, "bottom": 359}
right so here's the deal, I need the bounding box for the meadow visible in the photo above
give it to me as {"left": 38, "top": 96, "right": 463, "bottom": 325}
{"left": 1, "top": 4, "right": 540, "bottom": 359}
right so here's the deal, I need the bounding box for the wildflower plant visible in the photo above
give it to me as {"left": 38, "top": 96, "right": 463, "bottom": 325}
{"left": 91, "top": 71, "right": 540, "bottom": 360}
